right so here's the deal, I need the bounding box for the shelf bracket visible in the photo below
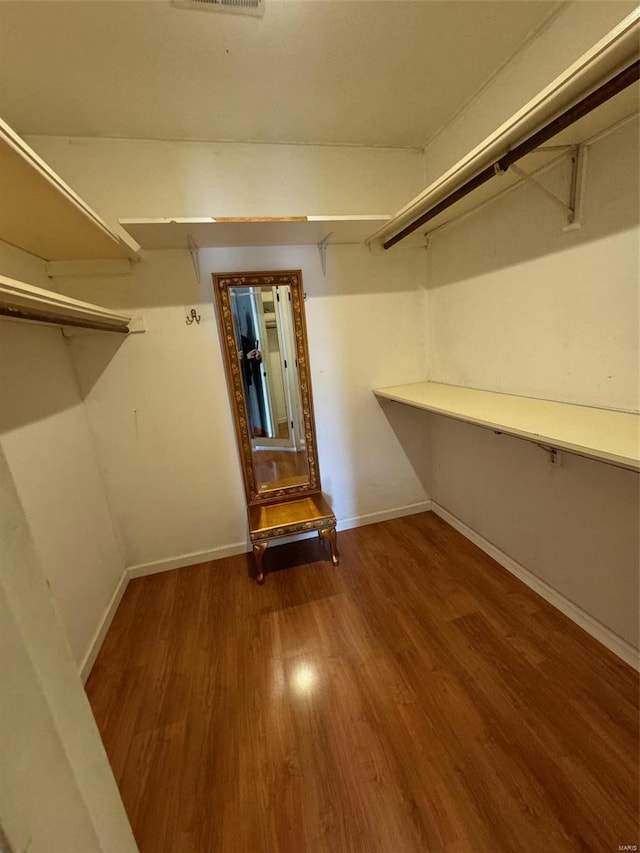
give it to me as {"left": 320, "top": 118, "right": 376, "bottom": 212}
{"left": 508, "top": 145, "right": 586, "bottom": 230}
{"left": 187, "top": 234, "right": 201, "bottom": 282}
{"left": 509, "top": 162, "right": 573, "bottom": 216}
{"left": 564, "top": 145, "right": 587, "bottom": 232}
{"left": 317, "top": 233, "right": 332, "bottom": 277}
{"left": 537, "top": 442, "right": 562, "bottom": 466}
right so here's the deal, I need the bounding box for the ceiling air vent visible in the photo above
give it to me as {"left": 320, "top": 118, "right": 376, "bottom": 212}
{"left": 170, "top": 0, "right": 264, "bottom": 17}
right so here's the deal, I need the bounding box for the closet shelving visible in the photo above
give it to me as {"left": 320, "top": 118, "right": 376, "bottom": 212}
{"left": 374, "top": 383, "right": 640, "bottom": 473}
{"left": 0, "top": 118, "right": 142, "bottom": 333}
{"left": 0, "top": 116, "right": 140, "bottom": 262}
{"left": 119, "top": 215, "right": 390, "bottom": 249}
{"left": 0, "top": 275, "right": 136, "bottom": 334}
{"left": 119, "top": 215, "right": 391, "bottom": 276}
{"left": 371, "top": 12, "right": 640, "bottom": 471}
{"left": 366, "top": 10, "right": 639, "bottom": 248}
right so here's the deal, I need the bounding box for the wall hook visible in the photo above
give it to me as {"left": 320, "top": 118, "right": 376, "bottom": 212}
{"left": 186, "top": 308, "right": 201, "bottom": 325}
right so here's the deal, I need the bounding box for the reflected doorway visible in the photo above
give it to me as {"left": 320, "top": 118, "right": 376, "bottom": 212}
{"left": 229, "top": 284, "right": 309, "bottom": 492}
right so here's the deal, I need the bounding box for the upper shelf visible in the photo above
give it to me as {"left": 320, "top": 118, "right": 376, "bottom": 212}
{"left": 0, "top": 117, "right": 140, "bottom": 262}
{"left": 119, "top": 215, "right": 390, "bottom": 249}
{"left": 374, "top": 381, "right": 640, "bottom": 472}
{"left": 367, "top": 10, "right": 640, "bottom": 248}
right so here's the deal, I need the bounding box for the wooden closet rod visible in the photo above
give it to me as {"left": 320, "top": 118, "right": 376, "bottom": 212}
{"left": 383, "top": 59, "right": 640, "bottom": 250}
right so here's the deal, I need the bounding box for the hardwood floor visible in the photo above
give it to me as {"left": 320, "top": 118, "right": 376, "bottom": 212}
{"left": 254, "top": 447, "right": 310, "bottom": 489}
{"left": 86, "top": 512, "right": 639, "bottom": 853}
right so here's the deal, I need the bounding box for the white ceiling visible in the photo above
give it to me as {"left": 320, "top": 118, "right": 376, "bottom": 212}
{"left": 0, "top": 0, "right": 563, "bottom": 149}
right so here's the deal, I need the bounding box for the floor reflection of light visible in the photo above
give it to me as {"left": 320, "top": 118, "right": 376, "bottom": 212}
{"left": 291, "top": 663, "right": 317, "bottom": 695}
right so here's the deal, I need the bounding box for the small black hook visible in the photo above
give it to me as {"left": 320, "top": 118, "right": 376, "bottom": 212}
{"left": 186, "top": 308, "right": 201, "bottom": 325}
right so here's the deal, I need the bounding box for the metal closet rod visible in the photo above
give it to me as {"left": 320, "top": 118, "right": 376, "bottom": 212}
{"left": 383, "top": 59, "right": 640, "bottom": 250}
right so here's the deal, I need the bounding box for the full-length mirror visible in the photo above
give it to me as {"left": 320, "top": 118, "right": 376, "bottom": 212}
{"left": 213, "top": 270, "right": 320, "bottom": 505}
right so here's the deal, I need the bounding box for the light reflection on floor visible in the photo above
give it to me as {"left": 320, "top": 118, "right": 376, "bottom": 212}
{"left": 291, "top": 662, "right": 317, "bottom": 695}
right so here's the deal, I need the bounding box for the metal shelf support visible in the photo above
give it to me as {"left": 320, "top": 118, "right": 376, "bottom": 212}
{"left": 317, "top": 233, "right": 332, "bottom": 277}
{"left": 507, "top": 145, "right": 587, "bottom": 229}
{"left": 187, "top": 234, "right": 201, "bottom": 281}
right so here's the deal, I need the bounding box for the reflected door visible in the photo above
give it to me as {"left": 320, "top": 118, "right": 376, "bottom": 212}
{"left": 213, "top": 271, "right": 320, "bottom": 504}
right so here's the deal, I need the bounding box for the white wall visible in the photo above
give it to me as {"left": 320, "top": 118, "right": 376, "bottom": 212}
{"left": 24, "top": 136, "right": 423, "bottom": 229}
{"left": 0, "top": 239, "right": 52, "bottom": 288}
{"left": 427, "top": 121, "right": 639, "bottom": 411}
{"left": 25, "top": 138, "right": 430, "bottom": 569}
{"left": 424, "top": 116, "right": 639, "bottom": 650}
{"left": 54, "top": 244, "right": 430, "bottom": 570}
{"left": 0, "top": 242, "right": 125, "bottom": 667}
{"left": 0, "top": 443, "right": 137, "bottom": 853}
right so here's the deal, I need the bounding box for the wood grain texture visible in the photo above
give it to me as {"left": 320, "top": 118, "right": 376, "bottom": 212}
{"left": 86, "top": 512, "right": 639, "bottom": 853}
{"left": 248, "top": 493, "right": 335, "bottom": 534}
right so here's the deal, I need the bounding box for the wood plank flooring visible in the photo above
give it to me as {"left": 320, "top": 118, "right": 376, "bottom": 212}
{"left": 86, "top": 512, "right": 639, "bottom": 853}
{"left": 254, "top": 448, "right": 310, "bottom": 490}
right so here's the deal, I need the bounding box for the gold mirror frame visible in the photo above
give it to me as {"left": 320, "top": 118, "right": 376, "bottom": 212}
{"left": 213, "top": 270, "right": 321, "bottom": 506}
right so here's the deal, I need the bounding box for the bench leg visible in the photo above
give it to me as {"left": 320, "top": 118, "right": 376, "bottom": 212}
{"left": 252, "top": 541, "right": 268, "bottom": 584}
{"left": 319, "top": 526, "right": 339, "bottom": 567}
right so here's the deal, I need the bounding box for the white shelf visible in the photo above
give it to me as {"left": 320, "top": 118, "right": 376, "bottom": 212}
{"left": 119, "top": 215, "right": 390, "bottom": 249}
{"left": 367, "top": 10, "right": 640, "bottom": 247}
{"left": 0, "top": 116, "right": 140, "bottom": 262}
{"left": 374, "top": 382, "right": 640, "bottom": 472}
{"left": 0, "top": 274, "right": 134, "bottom": 334}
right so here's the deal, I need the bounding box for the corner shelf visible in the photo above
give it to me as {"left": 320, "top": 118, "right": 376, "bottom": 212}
{"left": 0, "top": 116, "right": 140, "bottom": 262}
{"left": 367, "top": 10, "right": 639, "bottom": 248}
{"left": 119, "top": 215, "right": 390, "bottom": 249}
{"left": 374, "top": 382, "right": 640, "bottom": 472}
{"left": 0, "top": 274, "right": 137, "bottom": 334}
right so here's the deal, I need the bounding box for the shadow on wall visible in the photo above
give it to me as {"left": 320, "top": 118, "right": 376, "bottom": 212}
{"left": 47, "top": 250, "right": 201, "bottom": 313}
{"left": 376, "top": 399, "right": 432, "bottom": 496}
{"left": 298, "top": 246, "right": 430, "bottom": 522}
{"left": 425, "top": 122, "right": 639, "bottom": 288}
{"left": 0, "top": 319, "right": 124, "bottom": 432}
{"left": 47, "top": 242, "right": 427, "bottom": 314}
{"left": 64, "top": 332, "right": 131, "bottom": 397}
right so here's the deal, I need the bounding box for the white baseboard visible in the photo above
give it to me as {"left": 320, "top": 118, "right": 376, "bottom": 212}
{"left": 127, "top": 541, "right": 249, "bottom": 579}
{"left": 338, "top": 499, "right": 433, "bottom": 531}
{"left": 126, "top": 500, "right": 435, "bottom": 576}
{"left": 81, "top": 499, "right": 637, "bottom": 680}
{"left": 80, "top": 569, "right": 129, "bottom": 684}
{"left": 80, "top": 500, "right": 436, "bottom": 681}
{"left": 431, "top": 502, "right": 639, "bottom": 671}
{"left": 267, "top": 499, "right": 434, "bottom": 541}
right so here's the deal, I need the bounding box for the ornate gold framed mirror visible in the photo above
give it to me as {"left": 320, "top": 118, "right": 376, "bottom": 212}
{"left": 213, "top": 270, "right": 338, "bottom": 583}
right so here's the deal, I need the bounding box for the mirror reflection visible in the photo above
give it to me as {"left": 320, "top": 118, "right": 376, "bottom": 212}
{"left": 230, "top": 285, "right": 310, "bottom": 492}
